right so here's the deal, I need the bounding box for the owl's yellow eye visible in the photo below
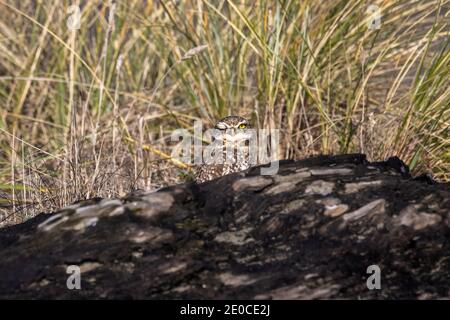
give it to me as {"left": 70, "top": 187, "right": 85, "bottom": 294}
{"left": 238, "top": 124, "right": 247, "bottom": 129}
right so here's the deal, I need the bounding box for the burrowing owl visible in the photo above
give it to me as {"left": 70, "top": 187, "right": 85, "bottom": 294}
{"left": 194, "top": 116, "right": 252, "bottom": 183}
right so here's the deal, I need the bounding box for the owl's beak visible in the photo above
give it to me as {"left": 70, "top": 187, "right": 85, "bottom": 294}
{"left": 224, "top": 128, "right": 252, "bottom": 143}
{"left": 223, "top": 128, "right": 236, "bottom": 142}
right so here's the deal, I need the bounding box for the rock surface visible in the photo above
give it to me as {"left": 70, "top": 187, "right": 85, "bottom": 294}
{"left": 0, "top": 154, "right": 449, "bottom": 299}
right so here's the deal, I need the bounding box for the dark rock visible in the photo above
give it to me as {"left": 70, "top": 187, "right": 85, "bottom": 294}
{"left": 0, "top": 154, "right": 449, "bottom": 299}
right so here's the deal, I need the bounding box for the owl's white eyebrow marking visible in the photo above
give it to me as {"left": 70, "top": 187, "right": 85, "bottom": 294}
{"left": 216, "top": 122, "right": 228, "bottom": 130}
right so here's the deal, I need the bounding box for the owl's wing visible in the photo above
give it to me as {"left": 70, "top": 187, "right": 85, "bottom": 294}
{"left": 194, "top": 164, "right": 224, "bottom": 184}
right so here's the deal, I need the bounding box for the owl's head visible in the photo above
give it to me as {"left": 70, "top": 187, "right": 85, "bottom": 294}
{"left": 215, "top": 116, "right": 250, "bottom": 130}
{"left": 214, "top": 116, "right": 252, "bottom": 143}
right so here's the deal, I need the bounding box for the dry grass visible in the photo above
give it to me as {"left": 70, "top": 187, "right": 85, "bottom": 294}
{"left": 0, "top": 0, "right": 449, "bottom": 226}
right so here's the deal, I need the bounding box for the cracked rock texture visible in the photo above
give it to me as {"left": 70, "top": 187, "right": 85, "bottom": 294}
{"left": 0, "top": 154, "right": 449, "bottom": 299}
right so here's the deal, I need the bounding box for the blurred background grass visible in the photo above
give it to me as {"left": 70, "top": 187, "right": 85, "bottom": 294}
{"left": 0, "top": 0, "right": 448, "bottom": 225}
